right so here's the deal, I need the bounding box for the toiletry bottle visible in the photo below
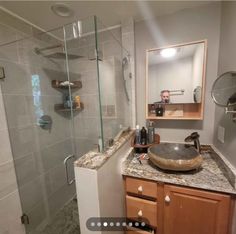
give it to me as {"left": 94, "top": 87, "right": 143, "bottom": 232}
{"left": 156, "top": 104, "right": 164, "bottom": 116}
{"left": 148, "top": 121, "right": 155, "bottom": 144}
{"left": 65, "top": 95, "right": 73, "bottom": 108}
{"left": 135, "top": 125, "right": 140, "bottom": 145}
{"left": 140, "top": 127, "right": 147, "bottom": 145}
{"left": 98, "top": 136, "right": 103, "bottom": 152}
{"left": 75, "top": 95, "right": 80, "bottom": 108}
{"left": 64, "top": 95, "right": 69, "bottom": 108}
{"left": 150, "top": 104, "right": 156, "bottom": 115}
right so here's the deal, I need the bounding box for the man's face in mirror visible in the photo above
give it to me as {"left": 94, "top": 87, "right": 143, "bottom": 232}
{"left": 161, "top": 91, "right": 170, "bottom": 103}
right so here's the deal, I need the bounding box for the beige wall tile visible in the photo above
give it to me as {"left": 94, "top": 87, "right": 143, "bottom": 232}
{"left": 0, "top": 129, "right": 13, "bottom": 165}
{"left": 0, "top": 191, "right": 25, "bottom": 234}
{"left": 0, "top": 161, "right": 18, "bottom": 199}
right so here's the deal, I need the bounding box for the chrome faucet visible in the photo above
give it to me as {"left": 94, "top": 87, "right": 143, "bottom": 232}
{"left": 184, "top": 132, "right": 201, "bottom": 153}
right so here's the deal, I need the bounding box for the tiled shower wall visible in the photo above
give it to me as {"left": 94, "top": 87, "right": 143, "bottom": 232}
{"left": 0, "top": 9, "right": 76, "bottom": 233}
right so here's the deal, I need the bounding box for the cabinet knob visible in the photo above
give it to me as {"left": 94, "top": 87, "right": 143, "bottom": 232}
{"left": 138, "top": 210, "right": 143, "bottom": 217}
{"left": 165, "top": 195, "right": 171, "bottom": 203}
{"left": 138, "top": 186, "right": 143, "bottom": 192}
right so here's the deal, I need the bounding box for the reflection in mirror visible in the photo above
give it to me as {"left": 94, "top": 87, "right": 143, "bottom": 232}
{"left": 147, "top": 41, "right": 205, "bottom": 105}
{"left": 211, "top": 71, "right": 236, "bottom": 107}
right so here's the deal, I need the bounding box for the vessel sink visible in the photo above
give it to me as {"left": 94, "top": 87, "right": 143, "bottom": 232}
{"left": 148, "top": 143, "right": 203, "bottom": 171}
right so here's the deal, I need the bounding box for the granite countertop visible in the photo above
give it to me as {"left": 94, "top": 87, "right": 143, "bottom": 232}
{"left": 74, "top": 128, "right": 134, "bottom": 170}
{"left": 122, "top": 146, "right": 236, "bottom": 195}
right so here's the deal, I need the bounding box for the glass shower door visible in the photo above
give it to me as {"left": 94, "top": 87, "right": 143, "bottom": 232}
{"left": 0, "top": 25, "right": 78, "bottom": 233}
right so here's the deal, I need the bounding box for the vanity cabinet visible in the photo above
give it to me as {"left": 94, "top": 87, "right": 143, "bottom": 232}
{"left": 164, "top": 185, "right": 231, "bottom": 234}
{"left": 124, "top": 177, "right": 233, "bottom": 234}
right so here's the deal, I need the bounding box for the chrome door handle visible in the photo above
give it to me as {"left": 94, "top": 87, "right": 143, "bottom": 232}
{"left": 64, "top": 154, "right": 75, "bottom": 185}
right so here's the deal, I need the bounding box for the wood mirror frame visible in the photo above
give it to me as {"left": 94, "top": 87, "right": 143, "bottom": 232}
{"left": 145, "top": 40, "right": 207, "bottom": 120}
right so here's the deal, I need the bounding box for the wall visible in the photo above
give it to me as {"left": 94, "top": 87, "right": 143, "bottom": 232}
{"left": 213, "top": 2, "right": 236, "bottom": 170}
{"left": 75, "top": 139, "right": 131, "bottom": 234}
{"left": 148, "top": 57, "right": 193, "bottom": 103}
{"left": 135, "top": 2, "right": 221, "bottom": 144}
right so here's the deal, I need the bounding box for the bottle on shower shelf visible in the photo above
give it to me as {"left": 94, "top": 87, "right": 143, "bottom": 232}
{"left": 64, "top": 94, "right": 73, "bottom": 109}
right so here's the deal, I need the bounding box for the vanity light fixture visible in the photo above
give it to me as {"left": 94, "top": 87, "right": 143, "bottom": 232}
{"left": 160, "top": 48, "right": 177, "bottom": 58}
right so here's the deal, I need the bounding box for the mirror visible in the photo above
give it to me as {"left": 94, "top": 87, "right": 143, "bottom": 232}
{"left": 147, "top": 40, "right": 206, "bottom": 105}
{"left": 211, "top": 71, "right": 236, "bottom": 107}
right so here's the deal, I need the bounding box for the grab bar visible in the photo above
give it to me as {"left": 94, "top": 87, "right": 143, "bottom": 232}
{"left": 63, "top": 154, "right": 75, "bottom": 185}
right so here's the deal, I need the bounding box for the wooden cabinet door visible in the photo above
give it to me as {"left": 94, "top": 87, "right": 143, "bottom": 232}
{"left": 164, "top": 185, "right": 231, "bottom": 234}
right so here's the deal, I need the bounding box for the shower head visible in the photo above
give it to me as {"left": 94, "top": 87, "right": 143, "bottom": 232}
{"left": 34, "top": 44, "right": 83, "bottom": 60}
{"left": 122, "top": 55, "right": 130, "bottom": 67}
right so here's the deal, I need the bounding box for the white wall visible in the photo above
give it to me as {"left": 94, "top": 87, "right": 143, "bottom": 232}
{"left": 148, "top": 57, "right": 193, "bottom": 103}
{"left": 75, "top": 140, "right": 131, "bottom": 234}
{"left": 213, "top": 2, "right": 236, "bottom": 170}
{"left": 135, "top": 2, "right": 221, "bottom": 144}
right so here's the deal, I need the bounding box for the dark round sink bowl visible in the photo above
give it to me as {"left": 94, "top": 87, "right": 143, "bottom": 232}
{"left": 148, "top": 143, "right": 203, "bottom": 171}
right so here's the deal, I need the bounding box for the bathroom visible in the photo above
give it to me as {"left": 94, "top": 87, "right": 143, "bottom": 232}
{"left": 0, "top": 1, "right": 236, "bottom": 234}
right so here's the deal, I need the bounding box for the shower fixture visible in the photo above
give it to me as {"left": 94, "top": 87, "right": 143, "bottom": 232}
{"left": 34, "top": 44, "right": 83, "bottom": 60}
{"left": 122, "top": 55, "right": 131, "bottom": 102}
{"left": 72, "top": 21, "right": 83, "bottom": 38}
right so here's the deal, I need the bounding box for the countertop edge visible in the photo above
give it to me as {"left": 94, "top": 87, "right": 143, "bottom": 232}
{"left": 74, "top": 129, "right": 134, "bottom": 170}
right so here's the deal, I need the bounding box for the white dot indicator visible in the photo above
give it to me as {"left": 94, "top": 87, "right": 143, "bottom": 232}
{"left": 110, "top": 222, "right": 114, "bottom": 227}
{"left": 91, "top": 222, "right": 95, "bottom": 227}
{"left": 141, "top": 222, "right": 146, "bottom": 227}
{"left": 116, "top": 222, "right": 120, "bottom": 227}
{"left": 122, "top": 222, "right": 127, "bottom": 227}
{"left": 97, "top": 222, "right": 101, "bottom": 227}
{"left": 103, "top": 222, "right": 108, "bottom": 227}
{"left": 128, "top": 222, "right": 133, "bottom": 227}
{"left": 135, "top": 222, "right": 139, "bottom": 227}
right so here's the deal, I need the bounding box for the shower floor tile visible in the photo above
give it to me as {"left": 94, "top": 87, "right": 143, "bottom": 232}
{"left": 37, "top": 198, "right": 80, "bottom": 234}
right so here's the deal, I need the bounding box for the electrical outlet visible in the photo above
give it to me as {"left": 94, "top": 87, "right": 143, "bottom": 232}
{"left": 218, "top": 126, "right": 225, "bottom": 143}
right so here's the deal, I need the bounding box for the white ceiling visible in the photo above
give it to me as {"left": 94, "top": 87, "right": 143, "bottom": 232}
{"left": 0, "top": 1, "right": 212, "bottom": 31}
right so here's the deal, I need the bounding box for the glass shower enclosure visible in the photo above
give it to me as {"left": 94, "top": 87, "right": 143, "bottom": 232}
{"left": 0, "top": 15, "right": 131, "bottom": 234}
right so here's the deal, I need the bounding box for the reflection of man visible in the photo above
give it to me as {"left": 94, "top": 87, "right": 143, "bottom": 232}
{"left": 160, "top": 90, "right": 170, "bottom": 103}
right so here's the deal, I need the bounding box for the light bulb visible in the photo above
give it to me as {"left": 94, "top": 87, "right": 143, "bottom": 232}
{"left": 160, "top": 48, "right": 177, "bottom": 58}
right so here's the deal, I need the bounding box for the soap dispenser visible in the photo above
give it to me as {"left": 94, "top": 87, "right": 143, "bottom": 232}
{"left": 140, "top": 127, "right": 147, "bottom": 145}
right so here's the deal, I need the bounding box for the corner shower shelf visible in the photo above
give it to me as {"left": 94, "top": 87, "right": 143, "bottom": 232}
{"left": 52, "top": 80, "right": 82, "bottom": 90}
{"left": 54, "top": 103, "right": 84, "bottom": 113}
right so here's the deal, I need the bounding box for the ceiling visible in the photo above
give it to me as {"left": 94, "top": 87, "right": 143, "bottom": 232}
{"left": 0, "top": 1, "right": 212, "bottom": 31}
